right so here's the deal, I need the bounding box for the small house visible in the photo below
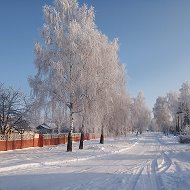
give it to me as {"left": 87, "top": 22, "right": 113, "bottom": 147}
{"left": 36, "top": 123, "right": 58, "bottom": 134}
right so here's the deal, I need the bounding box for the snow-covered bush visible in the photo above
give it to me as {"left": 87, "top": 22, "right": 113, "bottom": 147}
{"left": 179, "top": 135, "right": 190, "bottom": 143}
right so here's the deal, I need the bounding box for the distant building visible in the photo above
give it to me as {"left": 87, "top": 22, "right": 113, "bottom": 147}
{"left": 36, "top": 123, "right": 58, "bottom": 134}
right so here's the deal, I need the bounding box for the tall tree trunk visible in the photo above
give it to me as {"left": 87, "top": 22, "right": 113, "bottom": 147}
{"left": 79, "top": 130, "right": 84, "bottom": 149}
{"left": 100, "top": 126, "right": 104, "bottom": 144}
{"left": 67, "top": 104, "right": 73, "bottom": 152}
{"left": 79, "top": 120, "right": 85, "bottom": 149}
{"left": 67, "top": 131, "right": 72, "bottom": 152}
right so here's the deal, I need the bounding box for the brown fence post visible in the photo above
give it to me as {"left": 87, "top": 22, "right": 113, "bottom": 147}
{"left": 6, "top": 135, "right": 8, "bottom": 151}
{"left": 21, "top": 134, "right": 23, "bottom": 149}
{"left": 38, "top": 134, "right": 43, "bottom": 147}
{"left": 33, "top": 134, "right": 35, "bottom": 147}
{"left": 12, "top": 135, "right": 14, "bottom": 150}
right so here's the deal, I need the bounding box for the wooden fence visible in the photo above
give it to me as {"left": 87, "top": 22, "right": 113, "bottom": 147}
{"left": 0, "top": 133, "right": 97, "bottom": 151}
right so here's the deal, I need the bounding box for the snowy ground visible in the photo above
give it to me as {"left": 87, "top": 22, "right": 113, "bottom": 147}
{"left": 0, "top": 132, "right": 190, "bottom": 190}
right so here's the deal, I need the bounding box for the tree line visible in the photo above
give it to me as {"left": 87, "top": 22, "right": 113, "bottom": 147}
{"left": 153, "top": 81, "right": 190, "bottom": 135}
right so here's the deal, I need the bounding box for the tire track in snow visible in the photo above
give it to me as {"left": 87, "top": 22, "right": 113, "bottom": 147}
{"left": 125, "top": 160, "right": 150, "bottom": 190}
{"left": 150, "top": 154, "right": 165, "bottom": 190}
{"left": 157, "top": 151, "right": 172, "bottom": 174}
{"left": 148, "top": 135, "right": 174, "bottom": 190}
{"left": 63, "top": 157, "right": 151, "bottom": 190}
{"left": 125, "top": 134, "right": 171, "bottom": 190}
{"left": 66, "top": 164, "right": 144, "bottom": 190}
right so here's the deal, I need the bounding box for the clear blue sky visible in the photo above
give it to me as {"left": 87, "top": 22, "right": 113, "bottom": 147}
{"left": 0, "top": 0, "right": 190, "bottom": 109}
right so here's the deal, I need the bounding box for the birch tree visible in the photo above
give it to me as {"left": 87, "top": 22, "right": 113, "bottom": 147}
{"left": 167, "top": 91, "right": 179, "bottom": 132}
{"left": 153, "top": 96, "right": 172, "bottom": 135}
{"left": 29, "top": 0, "right": 129, "bottom": 150}
{"left": 131, "top": 91, "right": 151, "bottom": 134}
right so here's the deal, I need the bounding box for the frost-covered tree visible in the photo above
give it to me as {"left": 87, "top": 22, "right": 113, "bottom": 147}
{"left": 175, "top": 81, "right": 190, "bottom": 134}
{"left": 153, "top": 96, "right": 172, "bottom": 135}
{"left": 29, "top": 0, "right": 129, "bottom": 150}
{"left": 166, "top": 91, "right": 179, "bottom": 132}
{"left": 131, "top": 91, "right": 151, "bottom": 134}
{"left": 179, "top": 82, "right": 190, "bottom": 125}
{"left": 179, "top": 82, "right": 190, "bottom": 105}
{"left": 148, "top": 118, "right": 159, "bottom": 132}
{"left": 109, "top": 92, "right": 131, "bottom": 136}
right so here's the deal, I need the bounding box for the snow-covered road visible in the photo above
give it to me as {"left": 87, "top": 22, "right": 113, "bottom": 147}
{"left": 0, "top": 133, "right": 190, "bottom": 190}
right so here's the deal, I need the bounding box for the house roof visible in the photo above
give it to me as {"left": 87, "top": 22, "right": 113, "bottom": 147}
{"left": 37, "top": 123, "right": 57, "bottom": 130}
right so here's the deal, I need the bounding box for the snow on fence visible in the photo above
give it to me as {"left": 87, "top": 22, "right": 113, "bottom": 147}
{"left": 0, "top": 133, "right": 97, "bottom": 151}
